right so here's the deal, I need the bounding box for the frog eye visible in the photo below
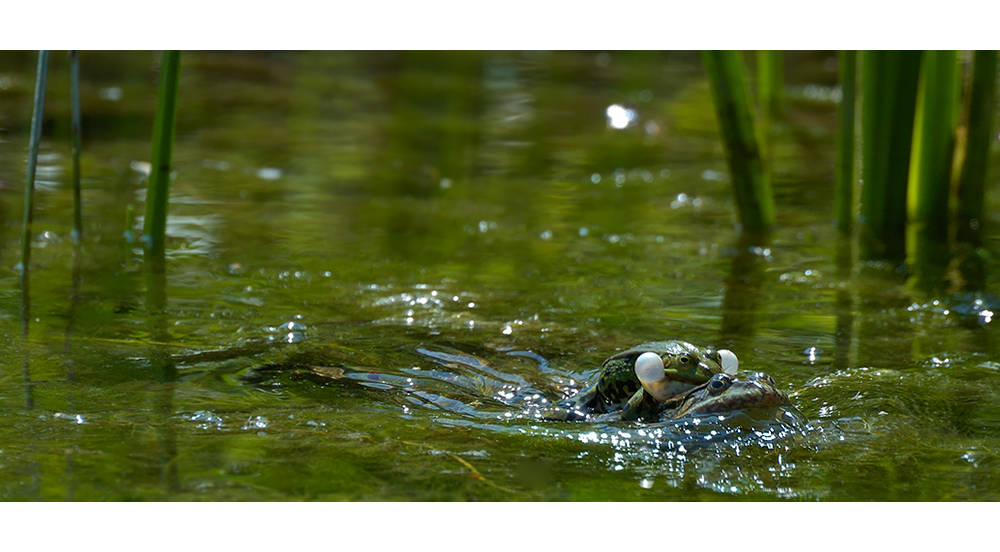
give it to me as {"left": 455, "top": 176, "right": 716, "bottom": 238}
{"left": 707, "top": 374, "right": 733, "bottom": 394}
{"left": 676, "top": 354, "right": 694, "bottom": 366}
{"left": 716, "top": 349, "right": 738, "bottom": 375}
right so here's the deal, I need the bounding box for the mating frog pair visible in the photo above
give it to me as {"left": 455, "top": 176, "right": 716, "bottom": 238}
{"left": 554, "top": 341, "right": 789, "bottom": 422}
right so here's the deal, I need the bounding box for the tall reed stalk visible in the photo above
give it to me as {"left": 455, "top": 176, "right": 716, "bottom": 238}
{"left": 70, "top": 51, "right": 83, "bottom": 242}
{"left": 956, "top": 50, "right": 999, "bottom": 246}
{"left": 859, "top": 50, "right": 922, "bottom": 263}
{"left": 756, "top": 50, "right": 783, "bottom": 122}
{"left": 20, "top": 50, "right": 49, "bottom": 277}
{"left": 834, "top": 51, "right": 857, "bottom": 234}
{"left": 143, "top": 50, "right": 181, "bottom": 268}
{"left": 906, "top": 51, "right": 960, "bottom": 291}
{"left": 702, "top": 50, "right": 774, "bottom": 234}
{"left": 907, "top": 50, "right": 960, "bottom": 246}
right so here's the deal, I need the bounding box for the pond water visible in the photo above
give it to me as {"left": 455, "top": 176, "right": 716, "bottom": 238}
{"left": 1, "top": 51, "right": 999, "bottom": 500}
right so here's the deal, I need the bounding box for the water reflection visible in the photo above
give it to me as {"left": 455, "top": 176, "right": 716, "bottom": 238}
{"left": 833, "top": 236, "right": 854, "bottom": 370}
{"left": 372, "top": 51, "right": 484, "bottom": 199}
{"left": 0, "top": 51, "right": 998, "bottom": 500}
{"left": 719, "top": 231, "right": 770, "bottom": 354}
{"left": 146, "top": 253, "right": 180, "bottom": 492}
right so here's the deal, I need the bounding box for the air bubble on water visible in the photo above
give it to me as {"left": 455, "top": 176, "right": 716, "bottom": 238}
{"left": 190, "top": 411, "right": 224, "bottom": 430}
{"left": 266, "top": 319, "right": 307, "bottom": 343}
{"left": 242, "top": 415, "right": 268, "bottom": 431}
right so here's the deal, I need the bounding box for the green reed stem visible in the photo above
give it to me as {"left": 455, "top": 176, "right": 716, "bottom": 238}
{"left": 956, "top": 50, "right": 999, "bottom": 246}
{"left": 757, "top": 50, "right": 783, "bottom": 121}
{"left": 702, "top": 50, "right": 774, "bottom": 233}
{"left": 834, "top": 51, "right": 857, "bottom": 234}
{"left": 20, "top": 50, "right": 49, "bottom": 276}
{"left": 143, "top": 50, "right": 181, "bottom": 267}
{"left": 907, "top": 50, "right": 960, "bottom": 245}
{"left": 70, "top": 51, "right": 83, "bottom": 242}
{"left": 859, "top": 50, "right": 922, "bottom": 263}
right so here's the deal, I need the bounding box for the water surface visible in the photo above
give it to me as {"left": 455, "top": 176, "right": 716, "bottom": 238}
{"left": 1, "top": 51, "right": 998, "bottom": 500}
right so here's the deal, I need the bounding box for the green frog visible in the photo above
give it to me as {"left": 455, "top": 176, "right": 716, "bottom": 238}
{"left": 553, "top": 341, "right": 738, "bottom": 421}
{"left": 611, "top": 371, "right": 791, "bottom": 422}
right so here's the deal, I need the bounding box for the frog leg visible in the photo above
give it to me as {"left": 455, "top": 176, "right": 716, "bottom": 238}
{"left": 620, "top": 388, "right": 661, "bottom": 422}
{"left": 550, "top": 383, "right": 600, "bottom": 421}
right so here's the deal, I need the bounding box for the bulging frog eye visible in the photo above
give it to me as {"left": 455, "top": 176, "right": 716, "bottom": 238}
{"left": 676, "top": 354, "right": 694, "bottom": 366}
{"left": 707, "top": 374, "right": 733, "bottom": 394}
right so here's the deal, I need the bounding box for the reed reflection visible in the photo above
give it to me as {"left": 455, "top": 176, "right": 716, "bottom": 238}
{"left": 833, "top": 236, "right": 854, "bottom": 370}
{"left": 146, "top": 256, "right": 180, "bottom": 493}
{"left": 719, "top": 231, "right": 770, "bottom": 354}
